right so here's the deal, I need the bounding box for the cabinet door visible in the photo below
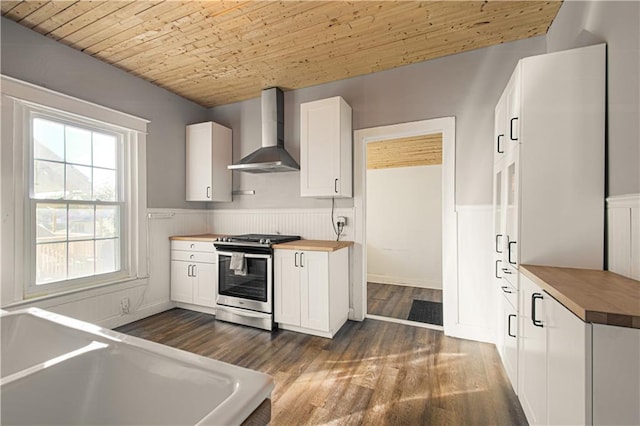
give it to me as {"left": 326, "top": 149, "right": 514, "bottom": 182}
{"left": 170, "top": 260, "right": 193, "bottom": 303}
{"left": 519, "top": 274, "right": 547, "bottom": 425}
{"left": 503, "top": 154, "right": 520, "bottom": 270}
{"left": 300, "top": 251, "right": 330, "bottom": 332}
{"left": 505, "top": 65, "right": 521, "bottom": 151}
{"left": 186, "top": 123, "right": 212, "bottom": 201}
{"left": 494, "top": 91, "right": 507, "bottom": 163}
{"left": 493, "top": 166, "right": 505, "bottom": 281}
{"left": 546, "top": 294, "right": 588, "bottom": 426}
{"left": 500, "top": 291, "right": 518, "bottom": 391}
{"left": 274, "top": 250, "right": 301, "bottom": 326}
{"left": 193, "top": 262, "right": 217, "bottom": 308}
{"left": 300, "top": 100, "right": 340, "bottom": 197}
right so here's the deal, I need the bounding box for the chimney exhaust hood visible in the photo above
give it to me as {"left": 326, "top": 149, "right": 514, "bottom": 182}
{"left": 228, "top": 87, "right": 300, "bottom": 173}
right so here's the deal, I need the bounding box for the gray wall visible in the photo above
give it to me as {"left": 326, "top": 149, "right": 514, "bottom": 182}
{"left": 546, "top": 1, "right": 640, "bottom": 197}
{"left": 210, "top": 36, "right": 547, "bottom": 209}
{"left": 0, "top": 17, "right": 209, "bottom": 209}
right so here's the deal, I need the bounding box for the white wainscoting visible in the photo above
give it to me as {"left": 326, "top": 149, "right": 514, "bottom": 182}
{"left": 208, "top": 208, "right": 355, "bottom": 241}
{"left": 607, "top": 194, "right": 640, "bottom": 280}
{"left": 447, "top": 205, "right": 496, "bottom": 344}
{"left": 1, "top": 209, "right": 212, "bottom": 329}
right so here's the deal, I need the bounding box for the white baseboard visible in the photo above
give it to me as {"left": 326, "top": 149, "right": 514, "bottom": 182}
{"left": 367, "top": 274, "right": 442, "bottom": 290}
{"left": 99, "top": 301, "right": 175, "bottom": 330}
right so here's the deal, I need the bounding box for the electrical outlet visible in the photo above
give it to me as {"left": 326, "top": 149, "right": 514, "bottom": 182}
{"left": 336, "top": 216, "right": 347, "bottom": 227}
{"left": 120, "top": 297, "right": 130, "bottom": 314}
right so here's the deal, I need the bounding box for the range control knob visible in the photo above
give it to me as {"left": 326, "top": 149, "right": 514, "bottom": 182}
{"left": 265, "top": 239, "right": 271, "bottom": 244}
{"left": 259, "top": 238, "right": 266, "bottom": 244}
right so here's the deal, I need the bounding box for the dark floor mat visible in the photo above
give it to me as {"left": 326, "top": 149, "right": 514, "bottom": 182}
{"left": 407, "top": 299, "right": 443, "bottom": 326}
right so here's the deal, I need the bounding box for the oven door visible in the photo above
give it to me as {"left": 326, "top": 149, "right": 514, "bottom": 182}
{"left": 216, "top": 251, "right": 272, "bottom": 313}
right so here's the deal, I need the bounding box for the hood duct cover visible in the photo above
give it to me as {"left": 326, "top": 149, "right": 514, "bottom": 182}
{"left": 228, "top": 87, "right": 300, "bottom": 173}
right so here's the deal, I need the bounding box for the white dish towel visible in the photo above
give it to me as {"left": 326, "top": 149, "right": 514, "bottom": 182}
{"left": 229, "top": 253, "right": 247, "bottom": 276}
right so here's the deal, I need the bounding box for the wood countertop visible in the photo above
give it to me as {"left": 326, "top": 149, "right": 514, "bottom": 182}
{"left": 170, "top": 234, "right": 227, "bottom": 241}
{"left": 272, "top": 240, "right": 354, "bottom": 252}
{"left": 520, "top": 264, "right": 640, "bottom": 329}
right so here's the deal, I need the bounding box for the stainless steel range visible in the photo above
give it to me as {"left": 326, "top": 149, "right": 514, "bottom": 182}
{"left": 213, "top": 234, "right": 300, "bottom": 331}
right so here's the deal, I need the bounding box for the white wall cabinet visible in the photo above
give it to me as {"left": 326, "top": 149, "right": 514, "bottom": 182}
{"left": 492, "top": 43, "right": 605, "bottom": 398}
{"left": 170, "top": 240, "right": 217, "bottom": 308}
{"left": 186, "top": 121, "right": 232, "bottom": 202}
{"left": 300, "top": 96, "right": 352, "bottom": 198}
{"left": 274, "top": 247, "right": 349, "bottom": 338}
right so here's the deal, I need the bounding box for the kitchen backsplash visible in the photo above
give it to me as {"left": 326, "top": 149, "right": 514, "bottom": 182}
{"left": 208, "top": 208, "right": 355, "bottom": 241}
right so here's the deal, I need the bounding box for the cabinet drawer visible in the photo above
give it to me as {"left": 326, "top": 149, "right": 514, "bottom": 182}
{"left": 500, "top": 284, "right": 517, "bottom": 310}
{"left": 171, "top": 240, "right": 216, "bottom": 253}
{"left": 502, "top": 264, "right": 518, "bottom": 289}
{"left": 171, "top": 250, "right": 217, "bottom": 264}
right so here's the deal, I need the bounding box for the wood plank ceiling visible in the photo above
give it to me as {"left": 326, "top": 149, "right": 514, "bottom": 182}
{"left": 1, "top": 1, "right": 562, "bottom": 108}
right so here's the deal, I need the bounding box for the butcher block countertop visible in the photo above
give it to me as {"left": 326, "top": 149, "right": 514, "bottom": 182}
{"left": 521, "top": 264, "right": 640, "bottom": 329}
{"left": 170, "top": 234, "right": 226, "bottom": 241}
{"left": 272, "top": 240, "right": 354, "bottom": 252}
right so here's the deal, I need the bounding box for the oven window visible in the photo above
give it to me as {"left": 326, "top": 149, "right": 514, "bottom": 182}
{"left": 218, "top": 256, "right": 268, "bottom": 302}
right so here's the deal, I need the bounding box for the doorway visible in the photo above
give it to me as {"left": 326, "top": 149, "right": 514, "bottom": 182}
{"left": 365, "top": 133, "right": 443, "bottom": 326}
{"left": 353, "top": 117, "right": 457, "bottom": 332}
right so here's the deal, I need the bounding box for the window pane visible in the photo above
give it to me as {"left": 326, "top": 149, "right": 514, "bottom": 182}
{"left": 66, "top": 164, "right": 92, "bottom": 200}
{"left": 33, "top": 118, "right": 64, "bottom": 161}
{"left": 96, "top": 239, "right": 119, "bottom": 275}
{"left": 37, "top": 204, "right": 67, "bottom": 243}
{"left": 68, "top": 205, "right": 94, "bottom": 240}
{"left": 93, "top": 133, "right": 117, "bottom": 170}
{"left": 96, "top": 206, "right": 119, "bottom": 238}
{"left": 34, "top": 160, "right": 65, "bottom": 199}
{"left": 93, "top": 168, "right": 117, "bottom": 201}
{"left": 65, "top": 125, "right": 91, "bottom": 165}
{"left": 68, "top": 240, "right": 94, "bottom": 279}
{"left": 36, "top": 242, "right": 66, "bottom": 284}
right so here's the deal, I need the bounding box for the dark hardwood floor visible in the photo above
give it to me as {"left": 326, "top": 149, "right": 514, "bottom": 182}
{"left": 368, "top": 282, "right": 443, "bottom": 322}
{"left": 116, "top": 309, "right": 526, "bottom": 425}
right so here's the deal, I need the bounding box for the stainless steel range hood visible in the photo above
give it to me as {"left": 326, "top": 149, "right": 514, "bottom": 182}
{"left": 228, "top": 87, "right": 300, "bottom": 173}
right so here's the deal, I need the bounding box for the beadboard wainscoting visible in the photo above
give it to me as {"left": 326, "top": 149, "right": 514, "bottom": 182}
{"left": 449, "top": 205, "right": 497, "bottom": 344}
{"left": 208, "top": 208, "right": 355, "bottom": 241}
{"left": 607, "top": 194, "right": 640, "bottom": 280}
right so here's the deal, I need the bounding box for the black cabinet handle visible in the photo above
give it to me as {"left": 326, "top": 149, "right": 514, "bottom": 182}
{"left": 501, "top": 285, "right": 514, "bottom": 294}
{"left": 192, "top": 264, "right": 197, "bottom": 277}
{"left": 300, "top": 252, "right": 305, "bottom": 268}
{"left": 532, "top": 293, "right": 544, "bottom": 327}
{"left": 497, "top": 134, "right": 504, "bottom": 153}
{"left": 334, "top": 178, "right": 338, "bottom": 193}
{"left": 508, "top": 241, "right": 517, "bottom": 265}
{"left": 495, "top": 260, "right": 502, "bottom": 279}
{"left": 206, "top": 186, "right": 211, "bottom": 199}
{"left": 507, "top": 314, "right": 516, "bottom": 337}
{"left": 495, "top": 234, "right": 503, "bottom": 253}
{"left": 509, "top": 117, "right": 519, "bottom": 141}
{"left": 502, "top": 267, "right": 513, "bottom": 275}
{"left": 294, "top": 252, "right": 299, "bottom": 267}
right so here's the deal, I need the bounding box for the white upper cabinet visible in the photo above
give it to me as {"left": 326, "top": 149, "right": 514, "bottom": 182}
{"left": 300, "top": 96, "right": 352, "bottom": 198}
{"left": 186, "top": 121, "right": 232, "bottom": 202}
{"left": 492, "top": 43, "right": 605, "bottom": 272}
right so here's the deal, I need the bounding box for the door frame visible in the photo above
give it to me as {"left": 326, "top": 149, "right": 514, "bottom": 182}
{"left": 352, "top": 117, "right": 457, "bottom": 333}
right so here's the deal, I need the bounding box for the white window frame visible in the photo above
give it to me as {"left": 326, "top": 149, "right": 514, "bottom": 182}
{"left": 1, "top": 75, "right": 148, "bottom": 301}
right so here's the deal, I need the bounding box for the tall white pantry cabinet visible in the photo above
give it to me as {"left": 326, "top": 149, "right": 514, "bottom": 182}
{"left": 492, "top": 44, "right": 606, "bottom": 424}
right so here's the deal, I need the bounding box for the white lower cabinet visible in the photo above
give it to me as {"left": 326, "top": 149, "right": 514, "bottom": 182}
{"left": 519, "top": 273, "right": 589, "bottom": 426}
{"left": 170, "top": 240, "right": 217, "bottom": 308}
{"left": 274, "top": 248, "right": 349, "bottom": 338}
{"left": 497, "top": 286, "right": 518, "bottom": 391}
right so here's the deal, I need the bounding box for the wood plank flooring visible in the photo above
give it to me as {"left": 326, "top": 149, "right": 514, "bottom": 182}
{"left": 368, "top": 282, "right": 442, "bottom": 322}
{"left": 116, "top": 309, "right": 527, "bottom": 425}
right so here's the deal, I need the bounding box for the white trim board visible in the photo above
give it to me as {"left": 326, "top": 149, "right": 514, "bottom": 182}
{"left": 353, "top": 117, "right": 458, "bottom": 332}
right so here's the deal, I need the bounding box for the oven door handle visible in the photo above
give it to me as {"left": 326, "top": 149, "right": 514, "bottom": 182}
{"left": 215, "top": 305, "right": 272, "bottom": 319}
{"left": 216, "top": 251, "right": 272, "bottom": 259}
